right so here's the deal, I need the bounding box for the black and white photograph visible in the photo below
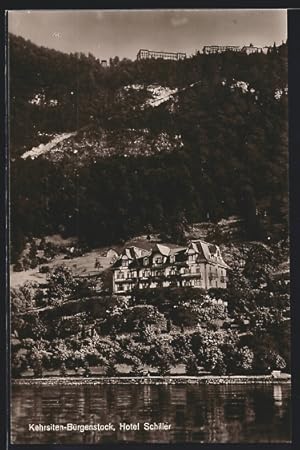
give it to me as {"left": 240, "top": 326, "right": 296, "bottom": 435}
{"left": 8, "top": 9, "right": 290, "bottom": 444}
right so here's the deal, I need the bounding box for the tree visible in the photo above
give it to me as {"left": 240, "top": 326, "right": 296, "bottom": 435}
{"left": 28, "top": 240, "right": 38, "bottom": 268}
{"left": 18, "top": 311, "right": 47, "bottom": 340}
{"left": 170, "top": 296, "right": 228, "bottom": 329}
{"left": 206, "top": 347, "right": 226, "bottom": 375}
{"left": 192, "top": 330, "right": 228, "bottom": 375}
{"left": 157, "top": 359, "right": 171, "bottom": 376}
{"left": 44, "top": 242, "right": 57, "bottom": 259}
{"left": 83, "top": 361, "right": 91, "bottom": 377}
{"left": 166, "top": 212, "right": 188, "bottom": 245}
{"left": 105, "top": 360, "right": 117, "bottom": 377}
{"left": 171, "top": 334, "right": 193, "bottom": 363}
{"left": 11, "top": 282, "right": 36, "bottom": 313}
{"left": 60, "top": 362, "right": 67, "bottom": 377}
{"left": 39, "top": 237, "right": 46, "bottom": 250}
{"left": 125, "top": 305, "right": 166, "bottom": 332}
{"left": 46, "top": 265, "right": 78, "bottom": 302}
{"left": 11, "top": 349, "right": 29, "bottom": 378}
{"left": 148, "top": 336, "right": 175, "bottom": 373}
{"left": 237, "top": 346, "right": 254, "bottom": 373}
{"left": 139, "top": 324, "right": 158, "bottom": 345}
{"left": 131, "top": 359, "right": 144, "bottom": 376}
{"left": 28, "top": 344, "right": 51, "bottom": 377}
{"left": 253, "top": 349, "right": 286, "bottom": 374}
{"left": 185, "top": 356, "right": 198, "bottom": 375}
{"left": 57, "top": 315, "right": 84, "bottom": 338}
{"left": 13, "top": 261, "right": 24, "bottom": 272}
{"left": 244, "top": 243, "right": 277, "bottom": 288}
{"left": 239, "top": 185, "right": 264, "bottom": 240}
{"left": 32, "top": 358, "right": 43, "bottom": 377}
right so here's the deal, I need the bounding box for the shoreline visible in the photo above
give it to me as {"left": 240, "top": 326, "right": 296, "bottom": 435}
{"left": 12, "top": 374, "right": 291, "bottom": 386}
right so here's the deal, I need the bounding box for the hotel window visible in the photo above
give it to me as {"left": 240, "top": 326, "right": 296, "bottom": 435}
{"left": 122, "top": 259, "right": 128, "bottom": 267}
{"left": 188, "top": 254, "right": 197, "bottom": 262}
{"left": 170, "top": 255, "right": 175, "bottom": 263}
{"left": 154, "top": 257, "right": 162, "bottom": 265}
{"left": 143, "top": 257, "right": 149, "bottom": 266}
{"left": 210, "top": 268, "right": 217, "bottom": 280}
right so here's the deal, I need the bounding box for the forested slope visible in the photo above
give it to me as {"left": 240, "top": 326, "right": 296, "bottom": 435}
{"left": 9, "top": 34, "right": 288, "bottom": 260}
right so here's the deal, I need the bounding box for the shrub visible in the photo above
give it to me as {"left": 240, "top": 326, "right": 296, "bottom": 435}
{"left": 236, "top": 346, "right": 254, "bottom": 373}
{"left": 171, "top": 334, "right": 192, "bottom": 363}
{"left": 157, "top": 359, "right": 171, "bottom": 376}
{"left": 131, "top": 360, "right": 144, "bottom": 376}
{"left": 60, "top": 362, "right": 67, "bottom": 377}
{"left": 32, "top": 358, "right": 43, "bottom": 377}
{"left": 46, "top": 265, "right": 78, "bottom": 302}
{"left": 11, "top": 282, "right": 37, "bottom": 313}
{"left": 253, "top": 349, "right": 286, "bottom": 374}
{"left": 13, "top": 261, "right": 23, "bottom": 272}
{"left": 106, "top": 360, "right": 117, "bottom": 377}
{"left": 83, "top": 361, "right": 91, "bottom": 377}
{"left": 11, "top": 349, "right": 29, "bottom": 377}
{"left": 185, "top": 356, "right": 198, "bottom": 375}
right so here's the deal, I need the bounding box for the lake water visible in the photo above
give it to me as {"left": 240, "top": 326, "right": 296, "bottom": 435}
{"left": 11, "top": 382, "right": 291, "bottom": 444}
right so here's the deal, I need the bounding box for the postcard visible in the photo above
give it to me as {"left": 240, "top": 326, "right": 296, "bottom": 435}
{"left": 7, "top": 9, "right": 290, "bottom": 445}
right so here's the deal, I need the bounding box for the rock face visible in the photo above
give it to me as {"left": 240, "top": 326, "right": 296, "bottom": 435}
{"left": 21, "top": 128, "right": 183, "bottom": 164}
{"left": 21, "top": 132, "right": 77, "bottom": 160}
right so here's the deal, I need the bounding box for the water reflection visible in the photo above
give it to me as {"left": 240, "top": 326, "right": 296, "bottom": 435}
{"left": 11, "top": 383, "right": 291, "bottom": 444}
{"left": 273, "top": 384, "right": 283, "bottom": 405}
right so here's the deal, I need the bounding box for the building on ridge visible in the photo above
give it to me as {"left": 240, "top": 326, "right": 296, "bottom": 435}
{"left": 241, "top": 44, "right": 269, "bottom": 55}
{"left": 137, "top": 49, "right": 186, "bottom": 61}
{"left": 203, "top": 45, "right": 242, "bottom": 54}
{"left": 203, "top": 44, "right": 270, "bottom": 55}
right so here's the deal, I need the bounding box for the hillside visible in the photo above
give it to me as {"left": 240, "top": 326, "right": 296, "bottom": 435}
{"left": 10, "top": 217, "right": 289, "bottom": 289}
{"left": 11, "top": 220, "right": 290, "bottom": 379}
{"left": 9, "top": 33, "right": 288, "bottom": 262}
{"left": 20, "top": 128, "right": 183, "bottom": 162}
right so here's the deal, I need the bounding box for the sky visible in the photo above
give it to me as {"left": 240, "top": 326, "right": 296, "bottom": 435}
{"left": 8, "top": 9, "right": 287, "bottom": 61}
